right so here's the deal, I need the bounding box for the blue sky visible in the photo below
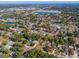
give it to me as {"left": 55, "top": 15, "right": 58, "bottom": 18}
{"left": 0, "top": 0, "right": 78, "bottom": 1}
{"left": 0, "top": 1, "right": 79, "bottom": 4}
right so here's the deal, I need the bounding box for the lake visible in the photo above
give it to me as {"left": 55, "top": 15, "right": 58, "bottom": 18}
{"left": 33, "top": 10, "right": 61, "bottom": 15}
{"left": 5, "top": 22, "right": 15, "bottom": 25}
{"left": 0, "top": 18, "right": 15, "bottom": 20}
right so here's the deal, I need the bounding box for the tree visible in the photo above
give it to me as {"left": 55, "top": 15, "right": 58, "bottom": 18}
{"left": 12, "top": 42, "right": 24, "bottom": 47}
{"left": 11, "top": 33, "right": 24, "bottom": 42}
{"left": 47, "top": 35, "right": 54, "bottom": 46}
{"left": 23, "top": 30, "right": 40, "bottom": 40}
{"left": 0, "top": 24, "right": 9, "bottom": 31}
{"left": 10, "top": 47, "right": 24, "bottom": 53}
{"left": 67, "top": 37, "right": 74, "bottom": 45}
{"left": 58, "top": 38, "right": 64, "bottom": 45}
{"left": 10, "top": 42, "right": 24, "bottom": 58}
{"left": 23, "top": 31, "right": 30, "bottom": 39}
{"left": 23, "top": 49, "right": 56, "bottom": 58}
{"left": 0, "top": 47, "right": 10, "bottom": 58}
{"left": 22, "top": 40, "right": 28, "bottom": 44}
{"left": 11, "top": 52, "right": 23, "bottom": 58}
{"left": 14, "top": 33, "right": 24, "bottom": 39}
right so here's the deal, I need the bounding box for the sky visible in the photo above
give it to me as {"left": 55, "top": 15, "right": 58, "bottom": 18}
{"left": 0, "top": 1, "right": 79, "bottom": 4}
{"left": 0, "top": 0, "right": 79, "bottom": 1}
{"left": 0, "top": 0, "right": 78, "bottom": 5}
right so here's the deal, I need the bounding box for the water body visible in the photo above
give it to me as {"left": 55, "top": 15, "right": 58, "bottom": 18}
{"left": 5, "top": 22, "right": 14, "bottom": 24}
{"left": 33, "top": 10, "right": 61, "bottom": 15}
{"left": 0, "top": 18, "right": 15, "bottom": 20}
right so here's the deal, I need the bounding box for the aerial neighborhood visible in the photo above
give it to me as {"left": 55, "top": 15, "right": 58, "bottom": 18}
{"left": 0, "top": 1, "right": 79, "bottom": 58}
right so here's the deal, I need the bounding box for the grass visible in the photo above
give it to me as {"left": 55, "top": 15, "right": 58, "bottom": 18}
{"left": 0, "top": 36, "right": 7, "bottom": 45}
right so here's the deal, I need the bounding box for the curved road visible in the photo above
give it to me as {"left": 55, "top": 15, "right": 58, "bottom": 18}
{"left": 25, "top": 40, "right": 39, "bottom": 51}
